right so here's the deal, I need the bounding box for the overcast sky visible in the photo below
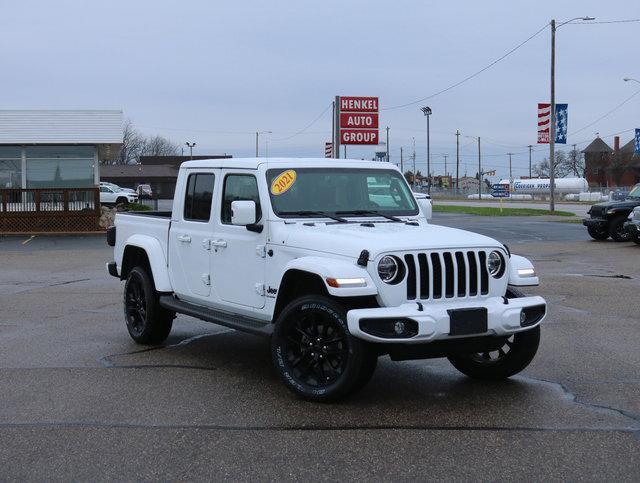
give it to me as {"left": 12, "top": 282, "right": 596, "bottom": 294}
{"left": 1, "top": 0, "right": 638, "bottom": 178}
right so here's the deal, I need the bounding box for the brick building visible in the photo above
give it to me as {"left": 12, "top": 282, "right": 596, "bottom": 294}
{"left": 583, "top": 135, "right": 639, "bottom": 187}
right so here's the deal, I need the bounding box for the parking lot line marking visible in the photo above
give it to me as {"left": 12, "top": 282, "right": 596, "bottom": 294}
{"left": 22, "top": 235, "right": 36, "bottom": 245}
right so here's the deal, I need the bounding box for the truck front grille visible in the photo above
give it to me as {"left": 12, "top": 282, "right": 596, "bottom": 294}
{"left": 403, "top": 250, "right": 489, "bottom": 300}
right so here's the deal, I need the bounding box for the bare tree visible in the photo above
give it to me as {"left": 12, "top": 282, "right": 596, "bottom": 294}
{"left": 566, "top": 146, "right": 585, "bottom": 177}
{"left": 141, "top": 135, "right": 180, "bottom": 157}
{"left": 104, "top": 120, "right": 180, "bottom": 164}
{"left": 533, "top": 151, "right": 571, "bottom": 178}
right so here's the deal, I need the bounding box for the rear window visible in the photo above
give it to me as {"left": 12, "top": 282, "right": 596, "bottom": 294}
{"left": 184, "top": 173, "right": 215, "bottom": 222}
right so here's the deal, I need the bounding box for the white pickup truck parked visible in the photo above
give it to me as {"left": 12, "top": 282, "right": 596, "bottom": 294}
{"left": 107, "top": 158, "right": 545, "bottom": 401}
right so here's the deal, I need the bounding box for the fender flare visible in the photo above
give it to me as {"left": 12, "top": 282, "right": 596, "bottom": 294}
{"left": 281, "top": 256, "right": 378, "bottom": 297}
{"left": 122, "top": 234, "right": 172, "bottom": 292}
{"left": 508, "top": 254, "right": 539, "bottom": 287}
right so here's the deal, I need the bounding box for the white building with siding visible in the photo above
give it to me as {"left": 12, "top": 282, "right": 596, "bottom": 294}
{"left": 0, "top": 110, "right": 123, "bottom": 189}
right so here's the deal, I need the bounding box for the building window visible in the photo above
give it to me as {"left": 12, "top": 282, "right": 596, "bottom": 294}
{"left": 184, "top": 173, "right": 215, "bottom": 222}
{"left": 0, "top": 147, "right": 22, "bottom": 189}
{"left": 25, "top": 145, "right": 95, "bottom": 189}
{"left": 221, "top": 174, "right": 261, "bottom": 224}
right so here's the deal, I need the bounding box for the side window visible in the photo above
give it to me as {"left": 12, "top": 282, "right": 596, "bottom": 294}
{"left": 183, "top": 173, "right": 215, "bottom": 222}
{"left": 221, "top": 174, "right": 261, "bottom": 224}
{"left": 100, "top": 186, "right": 110, "bottom": 193}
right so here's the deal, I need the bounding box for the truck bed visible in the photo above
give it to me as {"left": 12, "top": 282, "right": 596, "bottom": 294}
{"left": 113, "top": 211, "right": 171, "bottom": 270}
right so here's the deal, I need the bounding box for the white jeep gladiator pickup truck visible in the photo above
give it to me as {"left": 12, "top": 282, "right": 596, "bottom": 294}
{"left": 107, "top": 158, "right": 545, "bottom": 401}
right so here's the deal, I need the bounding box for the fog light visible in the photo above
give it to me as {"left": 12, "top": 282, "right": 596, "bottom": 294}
{"left": 394, "top": 321, "right": 406, "bottom": 335}
{"left": 520, "top": 311, "right": 527, "bottom": 325}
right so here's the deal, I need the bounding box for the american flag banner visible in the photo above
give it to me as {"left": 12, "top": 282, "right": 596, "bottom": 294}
{"left": 555, "top": 104, "right": 568, "bottom": 144}
{"left": 635, "top": 129, "right": 640, "bottom": 154}
{"left": 537, "top": 103, "right": 568, "bottom": 144}
{"left": 325, "top": 142, "right": 333, "bottom": 158}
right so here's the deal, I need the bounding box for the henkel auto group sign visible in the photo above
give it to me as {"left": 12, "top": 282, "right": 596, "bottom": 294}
{"left": 338, "top": 96, "right": 379, "bottom": 145}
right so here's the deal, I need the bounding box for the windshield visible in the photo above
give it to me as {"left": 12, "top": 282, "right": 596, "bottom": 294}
{"left": 266, "top": 168, "right": 418, "bottom": 218}
{"left": 628, "top": 185, "right": 640, "bottom": 199}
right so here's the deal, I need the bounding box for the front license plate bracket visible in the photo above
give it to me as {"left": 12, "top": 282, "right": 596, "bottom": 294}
{"left": 447, "top": 308, "right": 488, "bottom": 336}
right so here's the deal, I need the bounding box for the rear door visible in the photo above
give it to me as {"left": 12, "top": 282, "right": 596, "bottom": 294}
{"left": 168, "top": 170, "right": 217, "bottom": 302}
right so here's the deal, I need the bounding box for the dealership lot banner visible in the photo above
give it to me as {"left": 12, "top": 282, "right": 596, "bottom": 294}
{"left": 635, "top": 128, "right": 640, "bottom": 154}
{"left": 336, "top": 96, "right": 379, "bottom": 146}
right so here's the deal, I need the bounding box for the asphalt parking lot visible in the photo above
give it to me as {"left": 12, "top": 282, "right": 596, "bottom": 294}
{"left": 1, "top": 214, "right": 639, "bottom": 480}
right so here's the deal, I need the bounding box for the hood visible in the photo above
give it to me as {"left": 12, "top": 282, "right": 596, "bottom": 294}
{"left": 591, "top": 199, "right": 640, "bottom": 211}
{"left": 275, "top": 221, "right": 503, "bottom": 259}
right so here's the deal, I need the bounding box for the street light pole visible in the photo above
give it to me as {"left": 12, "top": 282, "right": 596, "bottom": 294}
{"left": 255, "top": 131, "right": 272, "bottom": 157}
{"left": 412, "top": 137, "right": 416, "bottom": 188}
{"left": 508, "top": 152, "right": 513, "bottom": 179}
{"left": 528, "top": 145, "right": 533, "bottom": 178}
{"left": 549, "top": 16, "right": 595, "bottom": 212}
{"left": 455, "top": 129, "right": 460, "bottom": 192}
{"left": 185, "top": 142, "right": 196, "bottom": 160}
{"left": 478, "top": 137, "right": 482, "bottom": 199}
{"left": 421, "top": 107, "right": 432, "bottom": 193}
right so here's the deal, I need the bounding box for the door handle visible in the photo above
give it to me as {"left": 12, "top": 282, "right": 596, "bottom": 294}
{"left": 177, "top": 234, "right": 191, "bottom": 243}
{"left": 211, "top": 239, "right": 227, "bottom": 248}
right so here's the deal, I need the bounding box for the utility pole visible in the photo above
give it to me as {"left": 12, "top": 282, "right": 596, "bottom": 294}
{"left": 550, "top": 18, "right": 556, "bottom": 213}
{"left": 421, "top": 106, "right": 432, "bottom": 193}
{"left": 343, "top": 145, "right": 347, "bottom": 158}
{"left": 331, "top": 100, "right": 335, "bottom": 159}
{"left": 255, "top": 132, "right": 271, "bottom": 157}
{"left": 400, "top": 147, "right": 404, "bottom": 173}
{"left": 508, "top": 152, "right": 513, "bottom": 179}
{"left": 443, "top": 154, "right": 448, "bottom": 177}
{"left": 571, "top": 143, "right": 578, "bottom": 176}
{"left": 456, "top": 129, "right": 460, "bottom": 192}
{"left": 478, "top": 137, "right": 482, "bottom": 199}
{"left": 528, "top": 145, "right": 533, "bottom": 178}
{"left": 412, "top": 137, "right": 416, "bottom": 188}
{"left": 334, "top": 96, "right": 341, "bottom": 159}
{"left": 185, "top": 142, "right": 196, "bottom": 160}
{"left": 386, "top": 126, "right": 390, "bottom": 162}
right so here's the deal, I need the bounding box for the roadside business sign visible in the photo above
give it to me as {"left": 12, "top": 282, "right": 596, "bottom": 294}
{"left": 339, "top": 112, "right": 378, "bottom": 129}
{"left": 635, "top": 128, "right": 640, "bottom": 154}
{"left": 335, "top": 96, "right": 380, "bottom": 149}
{"left": 340, "top": 129, "right": 379, "bottom": 145}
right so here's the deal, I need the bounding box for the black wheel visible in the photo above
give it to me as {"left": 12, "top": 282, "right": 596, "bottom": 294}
{"left": 587, "top": 225, "right": 609, "bottom": 241}
{"left": 609, "top": 216, "right": 631, "bottom": 242}
{"left": 632, "top": 234, "right": 640, "bottom": 245}
{"left": 447, "top": 287, "right": 540, "bottom": 380}
{"left": 271, "top": 296, "right": 375, "bottom": 402}
{"left": 124, "top": 266, "right": 174, "bottom": 344}
{"left": 116, "top": 196, "right": 128, "bottom": 205}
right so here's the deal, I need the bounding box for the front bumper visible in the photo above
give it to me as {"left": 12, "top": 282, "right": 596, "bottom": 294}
{"left": 624, "top": 220, "right": 640, "bottom": 236}
{"left": 583, "top": 218, "right": 607, "bottom": 229}
{"left": 347, "top": 295, "right": 546, "bottom": 344}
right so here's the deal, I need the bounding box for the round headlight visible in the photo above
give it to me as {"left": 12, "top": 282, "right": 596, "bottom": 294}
{"left": 378, "top": 256, "right": 399, "bottom": 283}
{"left": 487, "top": 251, "right": 505, "bottom": 278}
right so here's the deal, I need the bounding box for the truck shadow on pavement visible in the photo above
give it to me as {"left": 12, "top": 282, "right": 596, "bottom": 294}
{"left": 98, "top": 328, "right": 638, "bottom": 432}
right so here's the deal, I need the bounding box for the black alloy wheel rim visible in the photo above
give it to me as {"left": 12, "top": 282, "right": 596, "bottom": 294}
{"left": 283, "top": 312, "right": 350, "bottom": 387}
{"left": 615, "top": 224, "right": 630, "bottom": 241}
{"left": 471, "top": 335, "right": 514, "bottom": 363}
{"left": 125, "top": 275, "right": 147, "bottom": 335}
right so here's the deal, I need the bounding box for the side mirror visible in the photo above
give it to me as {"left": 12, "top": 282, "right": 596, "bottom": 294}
{"left": 231, "top": 200, "right": 257, "bottom": 226}
{"left": 415, "top": 196, "right": 432, "bottom": 221}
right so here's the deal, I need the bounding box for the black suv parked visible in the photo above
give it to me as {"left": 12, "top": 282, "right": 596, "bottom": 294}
{"left": 583, "top": 184, "right": 640, "bottom": 241}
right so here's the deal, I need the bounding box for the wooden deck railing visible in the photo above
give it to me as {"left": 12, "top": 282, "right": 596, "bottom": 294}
{"left": 0, "top": 188, "right": 101, "bottom": 232}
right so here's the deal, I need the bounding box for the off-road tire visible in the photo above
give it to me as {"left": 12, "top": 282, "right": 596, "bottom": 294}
{"left": 587, "top": 225, "right": 609, "bottom": 241}
{"left": 447, "top": 287, "right": 540, "bottom": 380}
{"left": 124, "top": 266, "right": 174, "bottom": 344}
{"left": 609, "top": 216, "right": 631, "bottom": 242}
{"left": 271, "top": 295, "right": 375, "bottom": 402}
{"left": 632, "top": 233, "right": 640, "bottom": 245}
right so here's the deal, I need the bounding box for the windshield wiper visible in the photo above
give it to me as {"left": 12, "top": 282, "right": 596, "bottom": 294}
{"left": 336, "top": 210, "right": 403, "bottom": 222}
{"left": 279, "top": 210, "right": 348, "bottom": 223}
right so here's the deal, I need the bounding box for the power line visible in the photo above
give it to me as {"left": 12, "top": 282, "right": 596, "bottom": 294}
{"left": 382, "top": 23, "right": 549, "bottom": 111}
{"left": 573, "top": 18, "right": 640, "bottom": 24}
{"left": 271, "top": 103, "right": 333, "bottom": 141}
{"left": 568, "top": 88, "right": 640, "bottom": 137}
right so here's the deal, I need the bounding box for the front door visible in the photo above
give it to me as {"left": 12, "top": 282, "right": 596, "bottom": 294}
{"left": 168, "top": 170, "right": 217, "bottom": 302}
{"left": 211, "top": 171, "right": 266, "bottom": 309}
